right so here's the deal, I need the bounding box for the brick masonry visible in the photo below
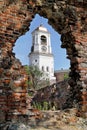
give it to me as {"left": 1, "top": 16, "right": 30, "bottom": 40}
{"left": 0, "top": 0, "right": 87, "bottom": 121}
{"left": 54, "top": 69, "right": 70, "bottom": 82}
{"left": 32, "top": 80, "right": 70, "bottom": 110}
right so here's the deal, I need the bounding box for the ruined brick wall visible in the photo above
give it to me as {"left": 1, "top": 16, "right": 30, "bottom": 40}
{"left": 54, "top": 69, "right": 70, "bottom": 82}
{"left": 32, "top": 80, "right": 70, "bottom": 110}
{"left": 0, "top": 0, "right": 87, "bottom": 121}
{"left": 0, "top": 0, "right": 33, "bottom": 121}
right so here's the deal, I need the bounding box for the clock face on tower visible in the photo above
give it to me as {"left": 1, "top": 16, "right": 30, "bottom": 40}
{"left": 41, "top": 46, "right": 47, "bottom": 52}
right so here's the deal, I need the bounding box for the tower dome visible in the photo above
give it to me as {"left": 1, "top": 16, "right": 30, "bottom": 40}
{"left": 32, "top": 24, "right": 49, "bottom": 33}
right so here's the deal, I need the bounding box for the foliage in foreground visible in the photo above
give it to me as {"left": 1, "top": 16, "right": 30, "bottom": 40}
{"left": 32, "top": 101, "right": 57, "bottom": 111}
{"left": 24, "top": 65, "right": 50, "bottom": 90}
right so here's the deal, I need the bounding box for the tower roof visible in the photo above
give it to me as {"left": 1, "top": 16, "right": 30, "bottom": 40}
{"left": 32, "top": 24, "right": 50, "bottom": 33}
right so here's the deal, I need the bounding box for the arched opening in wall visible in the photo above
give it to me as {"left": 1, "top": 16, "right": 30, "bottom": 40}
{"left": 13, "top": 14, "right": 70, "bottom": 72}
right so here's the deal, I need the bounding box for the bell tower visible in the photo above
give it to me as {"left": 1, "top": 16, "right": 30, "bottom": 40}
{"left": 29, "top": 24, "right": 56, "bottom": 84}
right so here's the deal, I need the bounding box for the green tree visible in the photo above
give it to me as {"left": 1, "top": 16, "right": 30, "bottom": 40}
{"left": 25, "top": 65, "right": 50, "bottom": 90}
{"left": 64, "top": 73, "right": 69, "bottom": 80}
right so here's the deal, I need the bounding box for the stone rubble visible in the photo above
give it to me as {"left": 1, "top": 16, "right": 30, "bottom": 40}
{"left": 1, "top": 109, "right": 87, "bottom": 130}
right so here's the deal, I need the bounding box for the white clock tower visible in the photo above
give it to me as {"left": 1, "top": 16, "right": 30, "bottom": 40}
{"left": 29, "top": 25, "right": 56, "bottom": 84}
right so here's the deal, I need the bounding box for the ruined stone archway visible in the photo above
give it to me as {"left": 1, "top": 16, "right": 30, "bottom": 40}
{"left": 0, "top": 0, "right": 87, "bottom": 121}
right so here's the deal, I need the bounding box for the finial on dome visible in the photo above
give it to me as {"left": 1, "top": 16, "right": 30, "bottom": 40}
{"left": 40, "top": 23, "right": 43, "bottom": 26}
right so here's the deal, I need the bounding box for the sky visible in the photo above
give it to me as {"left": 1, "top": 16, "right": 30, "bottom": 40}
{"left": 13, "top": 14, "right": 70, "bottom": 71}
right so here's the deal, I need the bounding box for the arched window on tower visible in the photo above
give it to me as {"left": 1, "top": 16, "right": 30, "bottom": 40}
{"left": 42, "top": 66, "right": 44, "bottom": 71}
{"left": 41, "top": 35, "right": 47, "bottom": 45}
{"left": 46, "top": 66, "right": 49, "bottom": 72}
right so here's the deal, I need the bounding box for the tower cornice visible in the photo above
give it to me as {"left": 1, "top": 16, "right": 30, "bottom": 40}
{"left": 29, "top": 52, "right": 53, "bottom": 57}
